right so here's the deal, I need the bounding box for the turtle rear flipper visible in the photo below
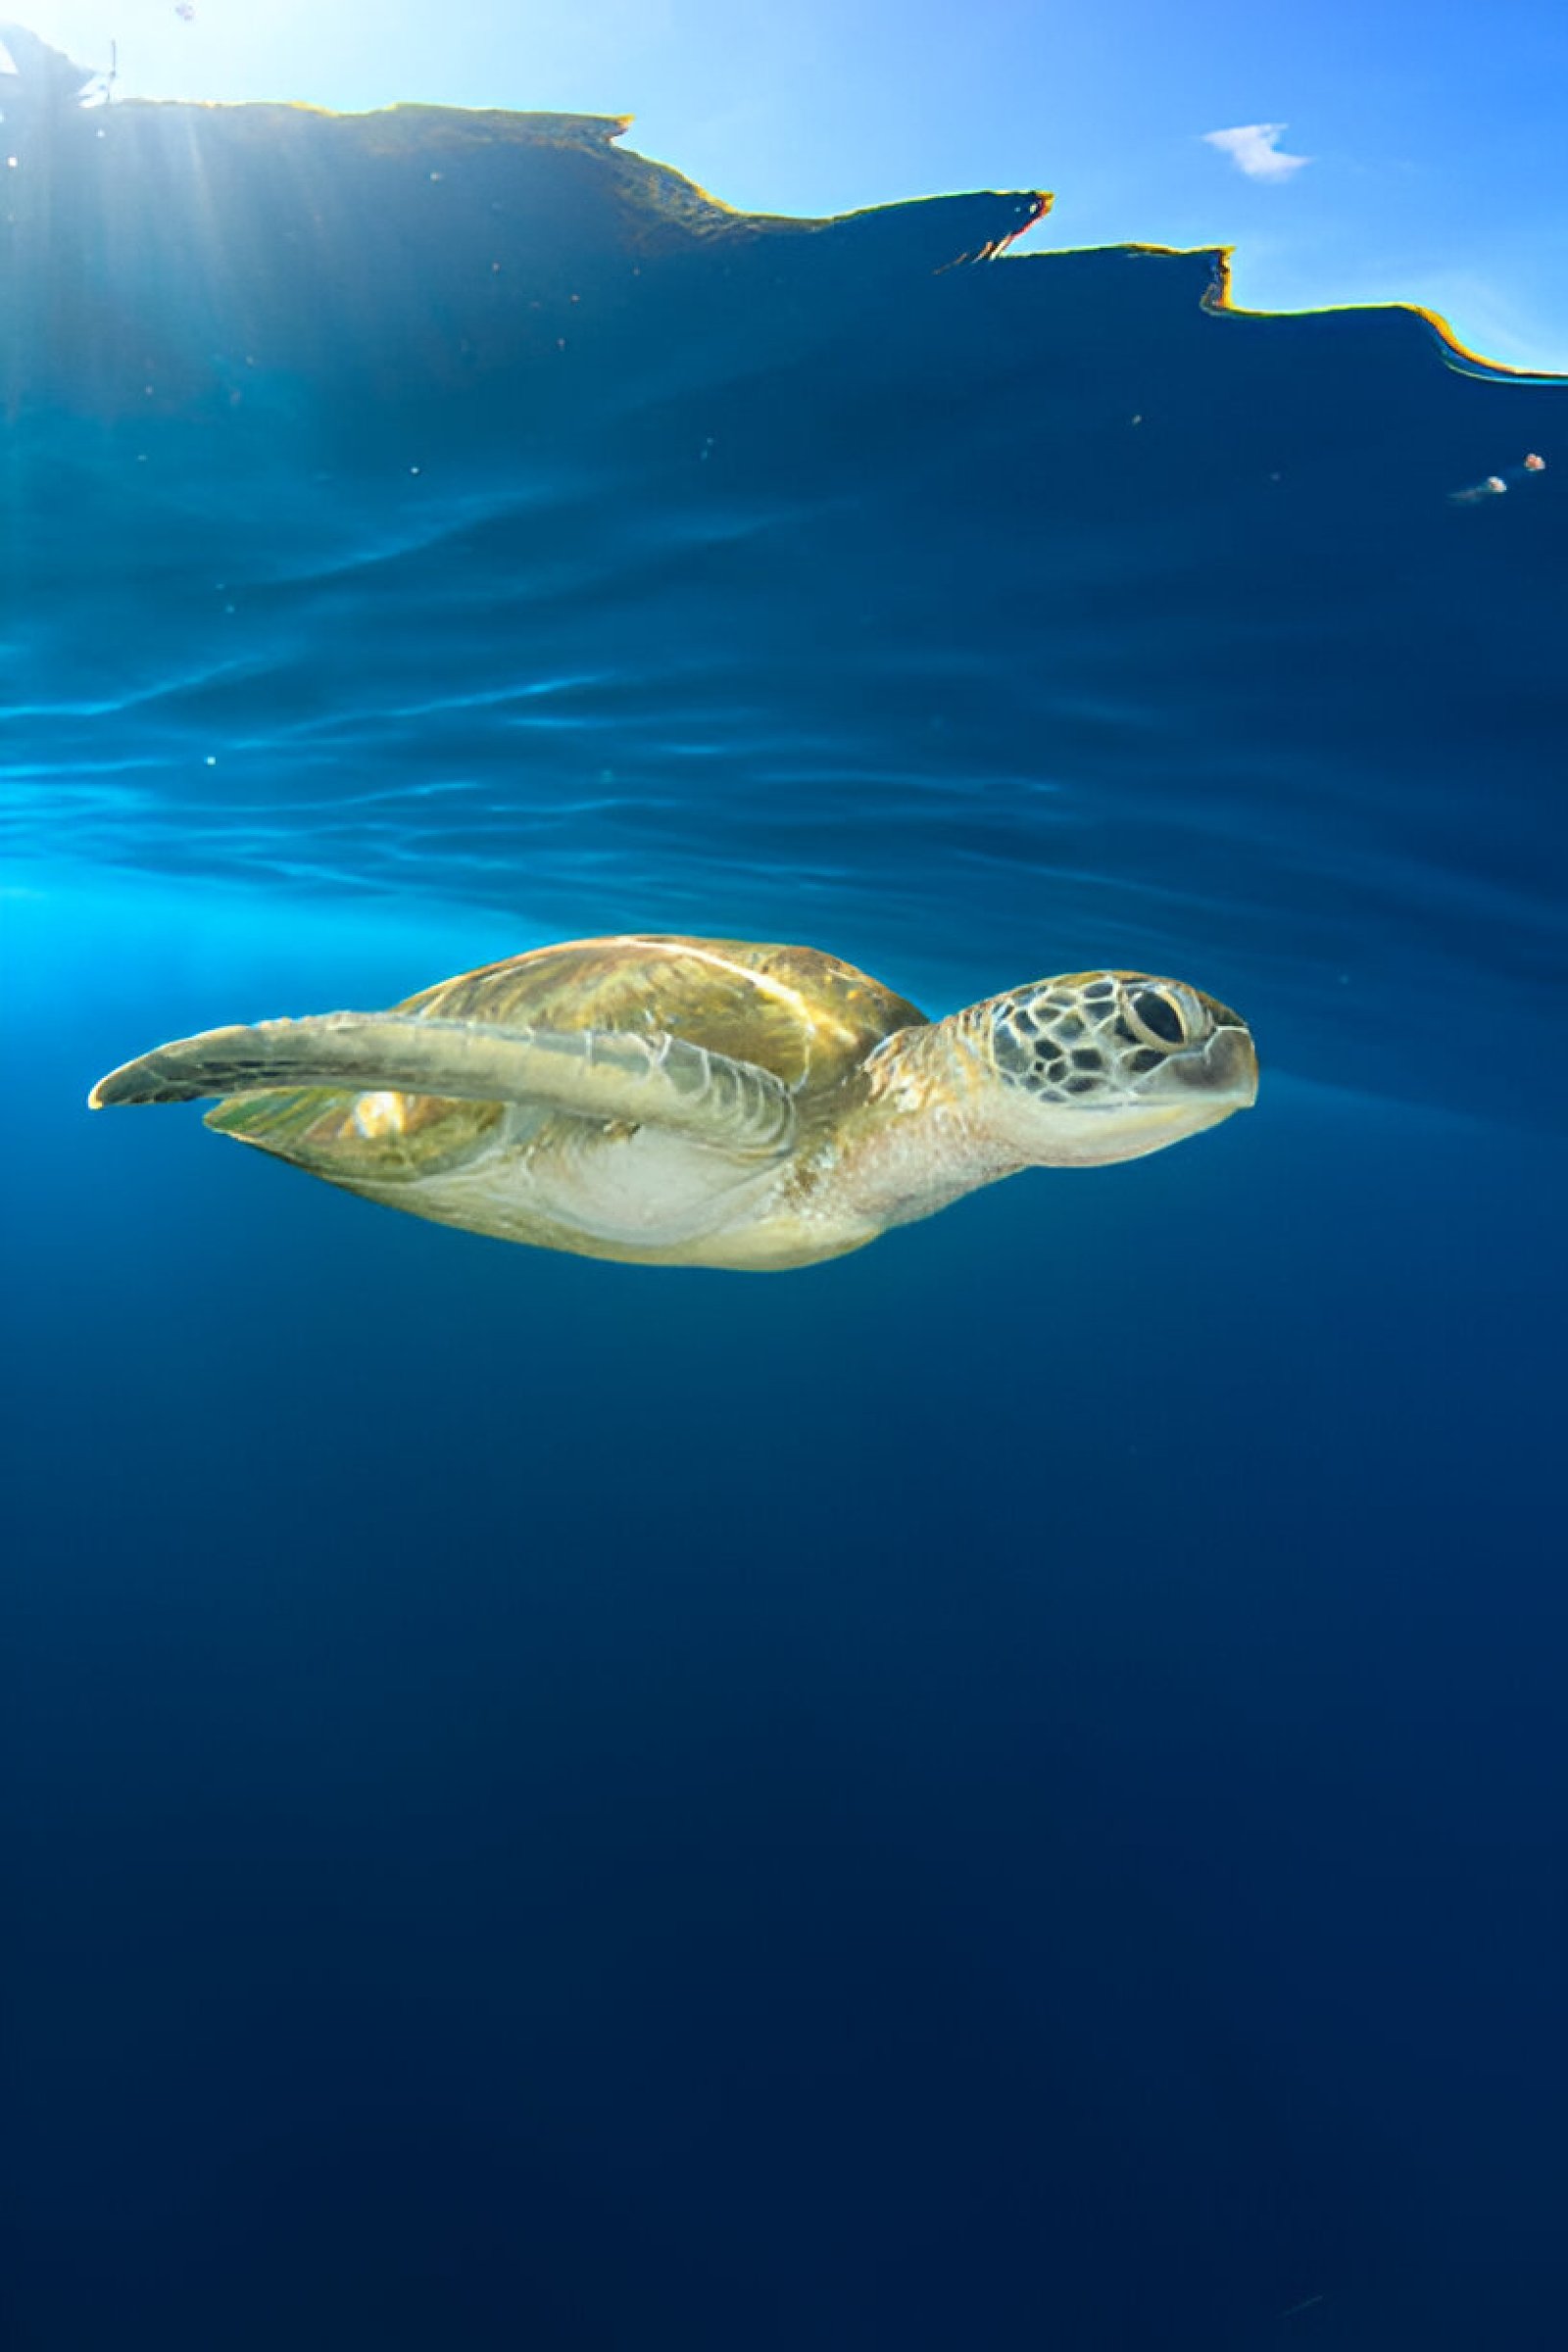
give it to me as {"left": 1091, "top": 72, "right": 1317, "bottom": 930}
{"left": 199, "top": 1080, "right": 504, "bottom": 1185}
{"left": 89, "top": 1011, "right": 797, "bottom": 1158}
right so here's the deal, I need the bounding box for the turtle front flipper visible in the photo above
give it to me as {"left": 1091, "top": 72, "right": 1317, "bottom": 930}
{"left": 88, "top": 1012, "right": 797, "bottom": 1157}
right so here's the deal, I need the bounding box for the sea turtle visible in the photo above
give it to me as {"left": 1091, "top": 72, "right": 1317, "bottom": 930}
{"left": 88, "top": 933, "right": 1257, "bottom": 1270}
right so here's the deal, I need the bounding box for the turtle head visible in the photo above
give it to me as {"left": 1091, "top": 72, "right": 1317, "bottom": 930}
{"left": 972, "top": 970, "right": 1258, "bottom": 1165}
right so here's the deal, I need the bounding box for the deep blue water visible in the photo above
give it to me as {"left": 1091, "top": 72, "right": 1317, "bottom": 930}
{"left": 4, "top": 72, "right": 1566, "bottom": 2350}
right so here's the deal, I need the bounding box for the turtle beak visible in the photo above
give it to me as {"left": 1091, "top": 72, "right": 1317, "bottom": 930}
{"left": 1187, "top": 1022, "right": 1258, "bottom": 1107}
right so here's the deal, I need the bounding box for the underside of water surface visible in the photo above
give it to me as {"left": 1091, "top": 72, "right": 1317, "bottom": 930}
{"left": 2, "top": 50, "right": 1561, "bottom": 1120}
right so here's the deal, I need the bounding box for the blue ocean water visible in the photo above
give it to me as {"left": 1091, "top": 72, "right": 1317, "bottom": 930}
{"left": 3, "top": 66, "right": 1566, "bottom": 2350}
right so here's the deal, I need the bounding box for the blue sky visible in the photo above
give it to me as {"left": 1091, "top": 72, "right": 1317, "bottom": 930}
{"left": 11, "top": 0, "right": 1567, "bottom": 370}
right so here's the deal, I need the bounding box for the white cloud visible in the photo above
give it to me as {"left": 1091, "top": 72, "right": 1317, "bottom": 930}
{"left": 1202, "top": 124, "right": 1311, "bottom": 182}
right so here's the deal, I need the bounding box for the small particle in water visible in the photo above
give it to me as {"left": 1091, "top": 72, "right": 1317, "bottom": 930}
{"left": 1450, "top": 453, "right": 1546, "bottom": 505}
{"left": 429, "top": 172, "right": 443, "bottom": 183}
{"left": 204, "top": 755, "right": 217, "bottom": 767}
{"left": 409, "top": 465, "right": 421, "bottom": 475}
{"left": 174, "top": 2, "right": 195, "bottom": 19}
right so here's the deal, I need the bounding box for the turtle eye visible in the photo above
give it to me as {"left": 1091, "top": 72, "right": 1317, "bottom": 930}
{"left": 1128, "top": 986, "right": 1189, "bottom": 1048}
